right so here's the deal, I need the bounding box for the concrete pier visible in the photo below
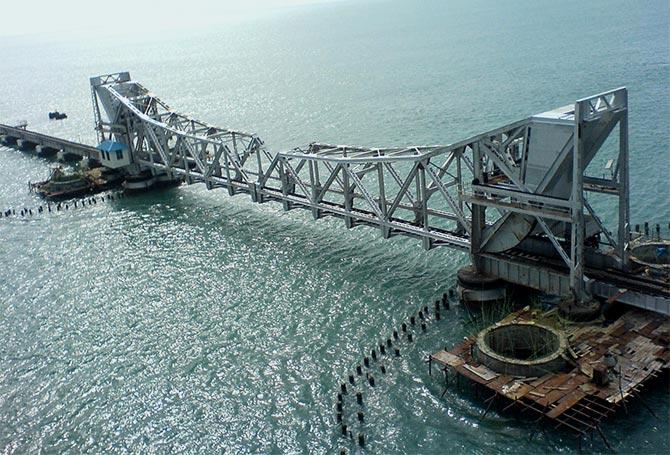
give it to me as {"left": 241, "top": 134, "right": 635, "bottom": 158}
{"left": 16, "top": 139, "right": 32, "bottom": 150}
{"left": 35, "top": 145, "right": 58, "bottom": 157}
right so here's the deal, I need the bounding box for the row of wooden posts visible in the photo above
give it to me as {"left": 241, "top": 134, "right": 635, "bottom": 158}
{"left": 336, "top": 292, "right": 452, "bottom": 454}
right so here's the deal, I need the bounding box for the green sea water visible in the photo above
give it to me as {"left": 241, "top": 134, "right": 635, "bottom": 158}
{"left": 1, "top": 0, "right": 669, "bottom": 453}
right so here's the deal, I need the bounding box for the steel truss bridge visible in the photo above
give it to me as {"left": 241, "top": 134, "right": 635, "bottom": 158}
{"left": 90, "top": 72, "right": 669, "bottom": 315}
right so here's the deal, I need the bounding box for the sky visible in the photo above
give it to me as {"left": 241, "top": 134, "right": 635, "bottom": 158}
{"left": 0, "top": 0, "right": 344, "bottom": 37}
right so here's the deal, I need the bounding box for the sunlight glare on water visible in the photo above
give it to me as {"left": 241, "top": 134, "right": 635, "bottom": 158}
{"left": 1, "top": 0, "right": 669, "bottom": 453}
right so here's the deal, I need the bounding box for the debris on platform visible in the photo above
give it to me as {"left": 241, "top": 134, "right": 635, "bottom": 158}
{"left": 431, "top": 306, "right": 670, "bottom": 446}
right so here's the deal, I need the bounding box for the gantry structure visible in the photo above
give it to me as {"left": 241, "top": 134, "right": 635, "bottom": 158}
{"left": 90, "top": 72, "right": 668, "bottom": 315}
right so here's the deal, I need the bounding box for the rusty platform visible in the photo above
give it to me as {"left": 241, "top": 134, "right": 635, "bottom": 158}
{"left": 431, "top": 307, "right": 670, "bottom": 445}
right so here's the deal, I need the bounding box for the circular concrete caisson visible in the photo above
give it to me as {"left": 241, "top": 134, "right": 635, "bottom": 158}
{"left": 474, "top": 321, "right": 568, "bottom": 377}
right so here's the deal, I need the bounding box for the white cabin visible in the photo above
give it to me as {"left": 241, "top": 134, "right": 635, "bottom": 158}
{"left": 96, "top": 140, "right": 130, "bottom": 169}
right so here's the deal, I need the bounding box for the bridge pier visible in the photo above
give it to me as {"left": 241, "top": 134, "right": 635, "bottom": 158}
{"left": 35, "top": 145, "right": 58, "bottom": 157}
{"left": 16, "top": 139, "right": 35, "bottom": 150}
{"left": 154, "top": 172, "right": 179, "bottom": 188}
{"left": 57, "top": 150, "right": 79, "bottom": 162}
{"left": 456, "top": 266, "right": 507, "bottom": 312}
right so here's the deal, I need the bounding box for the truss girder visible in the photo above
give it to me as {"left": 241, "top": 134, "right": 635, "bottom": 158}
{"left": 90, "top": 74, "right": 630, "bottom": 301}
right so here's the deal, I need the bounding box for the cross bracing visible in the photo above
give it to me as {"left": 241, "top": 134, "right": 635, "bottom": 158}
{"left": 91, "top": 72, "right": 637, "bottom": 305}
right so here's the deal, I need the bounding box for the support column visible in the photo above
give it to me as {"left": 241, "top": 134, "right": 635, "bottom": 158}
{"left": 455, "top": 152, "right": 466, "bottom": 235}
{"left": 309, "top": 160, "right": 321, "bottom": 220}
{"left": 343, "top": 163, "right": 353, "bottom": 229}
{"left": 571, "top": 103, "right": 586, "bottom": 302}
{"left": 378, "top": 163, "right": 390, "bottom": 239}
{"left": 223, "top": 146, "right": 235, "bottom": 196}
{"left": 617, "top": 90, "right": 630, "bottom": 269}
{"left": 280, "top": 160, "right": 292, "bottom": 211}
{"left": 470, "top": 143, "right": 486, "bottom": 271}
{"left": 184, "top": 145, "right": 194, "bottom": 186}
{"left": 124, "top": 117, "right": 135, "bottom": 163}
{"left": 91, "top": 86, "right": 105, "bottom": 144}
{"left": 418, "top": 163, "right": 432, "bottom": 250}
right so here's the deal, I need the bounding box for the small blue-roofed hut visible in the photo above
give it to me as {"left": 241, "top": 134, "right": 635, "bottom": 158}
{"left": 96, "top": 140, "right": 130, "bottom": 168}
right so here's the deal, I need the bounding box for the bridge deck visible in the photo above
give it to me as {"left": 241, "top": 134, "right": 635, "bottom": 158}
{"left": 0, "top": 123, "right": 99, "bottom": 159}
{"left": 1, "top": 122, "right": 668, "bottom": 316}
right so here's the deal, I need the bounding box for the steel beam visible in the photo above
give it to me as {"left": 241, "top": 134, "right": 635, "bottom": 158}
{"left": 88, "top": 75, "right": 648, "bottom": 309}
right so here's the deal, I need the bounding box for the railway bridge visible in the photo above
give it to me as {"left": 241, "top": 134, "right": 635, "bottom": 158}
{"left": 3, "top": 71, "right": 668, "bottom": 315}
